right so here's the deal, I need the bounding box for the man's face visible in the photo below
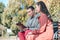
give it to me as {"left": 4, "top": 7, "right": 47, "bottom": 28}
{"left": 27, "top": 8, "right": 34, "bottom": 17}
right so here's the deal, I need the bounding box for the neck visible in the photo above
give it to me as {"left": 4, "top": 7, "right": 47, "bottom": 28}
{"left": 31, "top": 14, "right": 34, "bottom": 19}
{"left": 39, "top": 12, "right": 43, "bottom": 15}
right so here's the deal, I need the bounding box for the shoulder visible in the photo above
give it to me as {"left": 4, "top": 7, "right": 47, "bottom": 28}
{"left": 41, "top": 13, "right": 47, "bottom": 18}
{"left": 34, "top": 13, "right": 40, "bottom": 18}
{"left": 39, "top": 13, "right": 48, "bottom": 19}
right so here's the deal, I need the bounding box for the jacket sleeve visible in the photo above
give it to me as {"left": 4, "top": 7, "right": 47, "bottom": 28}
{"left": 37, "top": 14, "right": 48, "bottom": 34}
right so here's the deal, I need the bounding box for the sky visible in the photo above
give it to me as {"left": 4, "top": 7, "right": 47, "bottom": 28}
{"left": 0, "top": 0, "right": 8, "bottom": 7}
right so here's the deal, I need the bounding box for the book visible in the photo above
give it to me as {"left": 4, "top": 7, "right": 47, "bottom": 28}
{"left": 16, "top": 22, "right": 26, "bottom": 29}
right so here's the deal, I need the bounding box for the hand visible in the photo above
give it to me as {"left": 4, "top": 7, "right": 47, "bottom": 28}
{"left": 28, "top": 32, "right": 32, "bottom": 35}
{"left": 23, "top": 28, "right": 29, "bottom": 31}
{"left": 32, "top": 30, "right": 37, "bottom": 35}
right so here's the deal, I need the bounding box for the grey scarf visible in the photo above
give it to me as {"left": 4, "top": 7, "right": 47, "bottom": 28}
{"left": 25, "top": 13, "right": 40, "bottom": 30}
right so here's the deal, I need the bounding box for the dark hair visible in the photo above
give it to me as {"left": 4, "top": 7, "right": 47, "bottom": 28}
{"left": 36, "top": 1, "right": 53, "bottom": 22}
{"left": 27, "top": 6, "right": 34, "bottom": 11}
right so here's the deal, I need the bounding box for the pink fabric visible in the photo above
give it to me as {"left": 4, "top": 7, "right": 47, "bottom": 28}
{"left": 18, "top": 32, "right": 25, "bottom": 40}
{"left": 18, "top": 30, "right": 31, "bottom": 40}
{"left": 26, "top": 13, "right": 54, "bottom": 40}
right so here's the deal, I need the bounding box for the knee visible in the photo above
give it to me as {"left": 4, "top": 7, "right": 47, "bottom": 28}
{"left": 18, "top": 32, "right": 24, "bottom": 35}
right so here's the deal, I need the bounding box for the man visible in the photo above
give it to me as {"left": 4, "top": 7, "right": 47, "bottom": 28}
{"left": 16, "top": 6, "right": 40, "bottom": 40}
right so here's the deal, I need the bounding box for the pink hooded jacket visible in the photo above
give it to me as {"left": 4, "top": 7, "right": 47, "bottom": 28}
{"left": 26, "top": 13, "right": 54, "bottom": 40}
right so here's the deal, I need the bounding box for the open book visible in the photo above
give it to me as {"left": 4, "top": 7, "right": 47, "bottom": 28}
{"left": 16, "top": 22, "right": 26, "bottom": 29}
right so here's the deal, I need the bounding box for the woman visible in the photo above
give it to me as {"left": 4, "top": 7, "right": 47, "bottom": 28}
{"left": 26, "top": 1, "right": 54, "bottom": 40}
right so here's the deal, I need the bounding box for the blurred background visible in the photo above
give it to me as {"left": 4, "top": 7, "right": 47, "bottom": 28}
{"left": 0, "top": 0, "right": 60, "bottom": 40}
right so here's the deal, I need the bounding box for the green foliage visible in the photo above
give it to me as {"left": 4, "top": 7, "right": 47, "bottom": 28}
{"left": 49, "top": 0, "right": 60, "bottom": 21}
{"left": 0, "top": 2, "right": 5, "bottom": 24}
{"left": 0, "top": 2, "right": 5, "bottom": 13}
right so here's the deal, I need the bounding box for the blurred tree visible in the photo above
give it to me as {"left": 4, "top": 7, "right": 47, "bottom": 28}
{"left": 49, "top": 0, "right": 60, "bottom": 21}
{"left": 26, "top": 0, "right": 34, "bottom": 6}
{"left": 2, "top": 0, "right": 21, "bottom": 35}
{"left": 0, "top": 2, "right": 5, "bottom": 13}
{"left": 0, "top": 2, "right": 5, "bottom": 24}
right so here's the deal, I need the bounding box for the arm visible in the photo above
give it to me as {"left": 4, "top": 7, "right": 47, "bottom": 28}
{"left": 38, "top": 14, "right": 48, "bottom": 33}
{"left": 32, "top": 14, "right": 48, "bottom": 34}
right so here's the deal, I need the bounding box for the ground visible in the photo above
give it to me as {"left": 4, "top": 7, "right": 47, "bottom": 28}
{"left": 0, "top": 36, "right": 18, "bottom": 40}
{"left": 0, "top": 36, "right": 59, "bottom": 40}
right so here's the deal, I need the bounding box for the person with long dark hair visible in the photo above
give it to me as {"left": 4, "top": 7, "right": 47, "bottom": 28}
{"left": 26, "top": 1, "right": 54, "bottom": 40}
